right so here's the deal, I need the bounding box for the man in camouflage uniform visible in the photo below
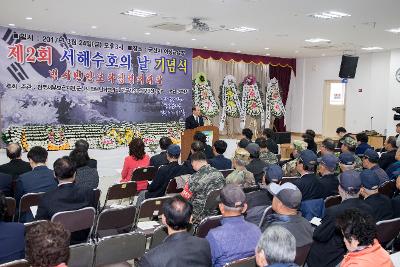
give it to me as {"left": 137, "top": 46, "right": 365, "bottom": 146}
{"left": 255, "top": 137, "right": 278, "bottom": 165}
{"left": 185, "top": 151, "right": 225, "bottom": 223}
{"left": 226, "top": 148, "right": 255, "bottom": 187}
{"left": 282, "top": 140, "right": 308, "bottom": 177}
{"left": 341, "top": 136, "right": 363, "bottom": 172}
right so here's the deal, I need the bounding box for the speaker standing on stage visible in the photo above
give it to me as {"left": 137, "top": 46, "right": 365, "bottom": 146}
{"left": 185, "top": 106, "right": 204, "bottom": 129}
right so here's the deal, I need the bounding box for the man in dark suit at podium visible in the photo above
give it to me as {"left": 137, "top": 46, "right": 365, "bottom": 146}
{"left": 185, "top": 106, "right": 204, "bottom": 129}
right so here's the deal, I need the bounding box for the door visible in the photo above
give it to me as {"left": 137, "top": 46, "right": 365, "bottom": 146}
{"left": 322, "top": 81, "right": 346, "bottom": 138}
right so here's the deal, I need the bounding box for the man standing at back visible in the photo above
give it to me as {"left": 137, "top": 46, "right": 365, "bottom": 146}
{"left": 139, "top": 196, "right": 211, "bottom": 267}
{"left": 0, "top": 143, "right": 31, "bottom": 179}
{"left": 206, "top": 184, "right": 261, "bottom": 267}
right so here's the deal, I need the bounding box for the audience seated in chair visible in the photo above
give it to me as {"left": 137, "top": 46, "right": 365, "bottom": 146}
{"left": 379, "top": 136, "right": 398, "bottom": 171}
{"left": 261, "top": 182, "right": 313, "bottom": 248}
{"left": 255, "top": 225, "right": 299, "bottom": 267}
{"left": 360, "top": 169, "right": 393, "bottom": 221}
{"left": 242, "top": 128, "right": 253, "bottom": 143}
{"left": 206, "top": 184, "right": 261, "bottom": 267}
{"left": 302, "top": 129, "right": 317, "bottom": 154}
{"left": 355, "top": 132, "right": 372, "bottom": 156}
{"left": 74, "top": 139, "right": 97, "bottom": 169}
{"left": 245, "top": 143, "right": 268, "bottom": 184}
{"left": 226, "top": 148, "right": 255, "bottom": 188}
{"left": 150, "top": 137, "right": 173, "bottom": 169}
{"left": 26, "top": 221, "right": 70, "bottom": 267}
{"left": 15, "top": 146, "right": 57, "bottom": 222}
{"left": 307, "top": 170, "right": 374, "bottom": 267}
{"left": 192, "top": 131, "right": 214, "bottom": 160}
{"left": 262, "top": 128, "right": 279, "bottom": 155}
{"left": 292, "top": 149, "right": 325, "bottom": 201}
{"left": 181, "top": 152, "right": 225, "bottom": 223}
{"left": 336, "top": 127, "right": 351, "bottom": 149}
{"left": 318, "top": 154, "right": 339, "bottom": 198}
{"left": 238, "top": 138, "right": 251, "bottom": 149}
{"left": 0, "top": 191, "right": 25, "bottom": 264}
{"left": 386, "top": 148, "right": 400, "bottom": 180}
{"left": 282, "top": 140, "right": 308, "bottom": 177}
{"left": 341, "top": 136, "right": 363, "bottom": 172}
{"left": 319, "top": 138, "right": 336, "bottom": 157}
{"left": 391, "top": 176, "right": 400, "bottom": 218}
{"left": 362, "top": 149, "right": 389, "bottom": 185}
{"left": 337, "top": 209, "right": 394, "bottom": 267}
{"left": 138, "top": 195, "right": 211, "bottom": 267}
{"left": 0, "top": 143, "right": 31, "bottom": 180}
{"left": 208, "top": 140, "right": 232, "bottom": 170}
{"left": 69, "top": 149, "right": 99, "bottom": 190}
{"left": 120, "top": 138, "right": 150, "bottom": 191}
{"left": 178, "top": 141, "right": 205, "bottom": 176}
{"left": 255, "top": 137, "right": 278, "bottom": 165}
{"left": 338, "top": 152, "right": 357, "bottom": 172}
{"left": 0, "top": 172, "right": 12, "bottom": 197}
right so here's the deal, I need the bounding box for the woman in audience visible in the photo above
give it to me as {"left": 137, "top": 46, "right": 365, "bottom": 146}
{"left": 26, "top": 221, "right": 70, "bottom": 267}
{"left": 69, "top": 149, "right": 99, "bottom": 190}
{"left": 0, "top": 191, "right": 25, "bottom": 264}
{"left": 336, "top": 209, "right": 394, "bottom": 267}
{"left": 226, "top": 148, "right": 255, "bottom": 187}
{"left": 302, "top": 129, "right": 317, "bottom": 154}
{"left": 120, "top": 138, "right": 150, "bottom": 191}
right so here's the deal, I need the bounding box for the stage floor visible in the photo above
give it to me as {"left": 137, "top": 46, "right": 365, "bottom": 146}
{"left": 0, "top": 139, "right": 238, "bottom": 201}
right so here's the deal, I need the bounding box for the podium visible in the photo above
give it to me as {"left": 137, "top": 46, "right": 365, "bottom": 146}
{"left": 180, "top": 126, "right": 219, "bottom": 161}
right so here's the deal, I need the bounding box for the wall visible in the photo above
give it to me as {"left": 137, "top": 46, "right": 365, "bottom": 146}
{"left": 289, "top": 50, "right": 400, "bottom": 137}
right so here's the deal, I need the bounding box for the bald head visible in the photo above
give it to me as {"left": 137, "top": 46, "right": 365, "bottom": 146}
{"left": 6, "top": 143, "right": 22, "bottom": 160}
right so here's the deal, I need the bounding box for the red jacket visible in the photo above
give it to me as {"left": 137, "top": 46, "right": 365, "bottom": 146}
{"left": 120, "top": 154, "right": 150, "bottom": 191}
{"left": 340, "top": 239, "right": 393, "bottom": 267}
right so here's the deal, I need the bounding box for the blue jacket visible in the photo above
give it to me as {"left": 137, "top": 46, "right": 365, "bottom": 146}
{"left": 208, "top": 155, "right": 232, "bottom": 170}
{"left": 355, "top": 142, "right": 372, "bottom": 156}
{"left": 0, "top": 222, "right": 25, "bottom": 264}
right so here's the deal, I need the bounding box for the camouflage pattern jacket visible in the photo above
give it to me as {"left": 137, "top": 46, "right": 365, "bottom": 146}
{"left": 259, "top": 151, "right": 278, "bottom": 165}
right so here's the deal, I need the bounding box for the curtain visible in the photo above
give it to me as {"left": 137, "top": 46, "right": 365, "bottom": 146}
{"left": 192, "top": 58, "right": 269, "bottom": 135}
{"left": 269, "top": 65, "right": 292, "bottom": 132}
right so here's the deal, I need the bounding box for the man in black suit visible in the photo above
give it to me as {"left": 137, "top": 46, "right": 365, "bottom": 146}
{"left": 150, "top": 137, "right": 172, "bottom": 169}
{"left": 185, "top": 106, "right": 204, "bottom": 130}
{"left": 139, "top": 195, "right": 211, "bottom": 267}
{"left": 262, "top": 128, "right": 279, "bottom": 154}
{"left": 0, "top": 143, "right": 32, "bottom": 180}
{"left": 245, "top": 143, "right": 268, "bottom": 184}
{"left": 208, "top": 140, "right": 232, "bottom": 170}
{"left": 0, "top": 172, "right": 13, "bottom": 197}
{"left": 75, "top": 139, "right": 97, "bottom": 169}
{"left": 379, "top": 136, "right": 397, "bottom": 171}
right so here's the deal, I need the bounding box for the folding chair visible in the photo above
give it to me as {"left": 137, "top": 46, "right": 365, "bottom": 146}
{"left": 94, "top": 205, "right": 136, "bottom": 239}
{"left": 195, "top": 215, "right": 222, "bottom": 238}
{"left": 5, "top": 197, "right": 16, "bottom": 221}
{"left": 379, "top": 180, "right": 396, "bottom": 198}
{"left": 51, "top": 207, "right": 96, "bottom": 243}
{"left": 324, "top": 195, "right": 342, "bottom": 209}
{"left": 131, "top": 166, "right": 157, "bottom": 182}
{"left": 258, "top": 206, "right": 273, "bottom": 228}
{"left": 295, "top": 242, "right": 313, "bottom": 266}
{"left": 224, "top": 256, "right": 256, "bottom": 267}
{"left": 165, "top": 178, "right": 183, "bottom": 194}
{"left": 68, "top": 243, "right": 95, "bottom": 267}
{"left": 102, "top": 181, "right": 137, "bottom": 209}
{"left": 93, "top": 232, "right": 147, "bottom": 266}
{"left": 280, "top": 177, "right": 299, "bottom": 184}
{"left": 149, "top": 225, "right": 168, "bottom": 250}
{"left": 93, "top": 188, "right": 101, "bottom": 212}
{"left": 0, "top": 259, "right": 29, "bottom": 267}
{"left": 376, "top": 217, "right": 400, "bottom": 250}
{"left": 136, "top": 195, "right": 172, "bottom": 222}
{"left": 201, "top": 189, "right": 222, "bottom": 217}
{"left": 18, "top": 192, "right": 44, "bottom": 222}
{"left": 220, "top": 169, "right": 234, "bottom": 178}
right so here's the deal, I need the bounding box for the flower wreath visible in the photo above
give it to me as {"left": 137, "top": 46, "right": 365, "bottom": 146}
{"left": 218, "top": 75, "right": 242, "bottom": 130}
{"left": 192, "top": 72, "right": 219, "bottom": 117}
{"left": 265, "top": 77, "right": 286, "bottom": 127}
{"left": 239, "top": 75, "right": 265, "bottom": 128}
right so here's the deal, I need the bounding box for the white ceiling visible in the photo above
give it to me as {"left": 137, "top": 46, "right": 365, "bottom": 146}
{"left": 1, "top": 0, "right": 400, "bottom": 58}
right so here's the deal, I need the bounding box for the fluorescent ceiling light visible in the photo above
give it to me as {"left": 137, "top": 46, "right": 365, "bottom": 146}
{"left": 144, "top": 32, "right": 151, "bottom": 35}
{"left": 191, "top": 38, "right": 196, "bottom": 41}
{"left": 386, "top": 28, "right": 400, "bottom": 33}
{"left": 266, "top": 53, "right": 270, "bottom": 56}
{"left": 91, "top": 26, "right": 97, "bottom": 29}
{"left": 309, "top": 11, "right": 351, "bottom": 19}
{"left": 8, "top": 23, "right": 15, "bottom": 27}
{"left": 25, "top": 17, "right": 33, "bottom": 20}
{"left": 229, "top": 26, "right": 257, "bottom": 32}
{"left": 236, "top": 50, "right": 241, "bottom": 53}
{"left": 264, "top": 47, "right": 270, "bottom": 50}
{"left": 305, "top": 38, "right": 330, "bottom": 43}
{"left": 121, "top": 9, "right": 157, "bottom": 18}
{"left": 361, "top": 46, "right": 383, "bottom": 50}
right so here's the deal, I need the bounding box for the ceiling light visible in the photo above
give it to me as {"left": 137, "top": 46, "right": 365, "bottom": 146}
{"left": 266, "top": 53, "right": 270, "bottom": 56}
{"left": 361, "top": 46, "right": 383, "bottom": 51}
{"left": 121, "top": 9, "right": 157, "bottom": 18}
{"left": 71, "top": 30, "right": 76, "bottom": 34}
{"left": 121, "top": 37, "right": 127, "bottom": 40}
{"left": 305, "top": 38, "right": 330, "bottom": 43}
{"left": 203, "top": 46, "right": 208, "bottom": 49}
{"left": 229, "top": 26, "right": 257, "bottom": 32}
{"left": 191, "top": 38, "right": 196, "bottom": 41}
{"left": 8, "top": 23, "right": 15, "bottom": 27}
{"left": 166, "top": 42, "right": 171, "bottom": 45}
{"left": 309, "top": 11, "right": 351, "bottom": 20}
{"left": 236, "top": 50, "right": 241, "bottom": 53}
{"left": 386, "top": 28, "right": 400, "bottom": 34}
{"left": 25, "top": 17, "right": 33, "bottom": 20}
{"left": 321, "top": 54, "right": 326, "bottom": 56}
{"left": 91, "top": 26, "right": 97, "bottom": 29}
{"left": 230, "top": 42, "right": 236, "bottom": 46}
{"left": 145, "top": 32, "right": 151, "bottom": 35}
{"left": 295, "top": 50, "right": 299, "bottom": 53}
{"left": 264, "top": 47, "right": 270, "bottom": 50}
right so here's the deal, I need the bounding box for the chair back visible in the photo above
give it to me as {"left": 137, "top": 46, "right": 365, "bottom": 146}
{"left": 5, "top": 197, "right": 16, "bottom": 221}
{"left": 93, "top": 232, "right": 146, "bottom": 266}
{"left": 18, "top": 192, "right": 43, "bottom": 222}
{"left": 165, "top": 178, "right": 183, "bottom": 194}
{"left": 300, "top": 198, "right": 325, "bottom": 221}
{"left": 51, "top": 207, "right": 96, "bottom": 233}
{"left": 280, "top": 177, "right": 299, "bottom": 184}
{"left": 149, "top": 225, "right": 168, "bottom": 250}
{"left": 379, "top": 180, "right": 396, "bottom": 198}
{"left": 376, "top": 217, "right": 400, "bottom": 246}
{"left": 94, "top": 205, "right": 136, "bottom": 238}
{"left": 103, "top": 181, "right": 137, "bottom": 207}
{"left": 224, "top": 256, "right": 256, "bottom": 267}
{"left": 258, "top": 206, "right": 273, "bottom": 228}
{"left": 136, "top": 196, "right": 172, "bottom": 221}
{"left": 131, "top": 166, "right": 157, "bottom": 182}
{"left": 195, "top": 215, "right": 222, "bottom": 238}
{"left": 324, "top": 195, "right": 342, "bottom": 209}
{"left": 24, "top": 220, "right": 47, "bottom": 234}
{"left": 220, "top": 169, "right": 234, "bottom": 178}
{"left": 0, "top": 260, "right": 29, "bottom": 267}
{"left": 93, "top": 188, "right": 101, "bottom": 212}
{"left": 68, "top": 243, "right": 95, "bottom": 267}
{"left": 202, "top": 189, "right": 221, "bottom": 214}
{"left": 295, "top": 243, "right": 313, "bottom": 266}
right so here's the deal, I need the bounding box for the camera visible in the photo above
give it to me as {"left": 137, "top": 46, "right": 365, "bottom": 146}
{"left": 393, "top": 107, "right": 400, "bottom": 120}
